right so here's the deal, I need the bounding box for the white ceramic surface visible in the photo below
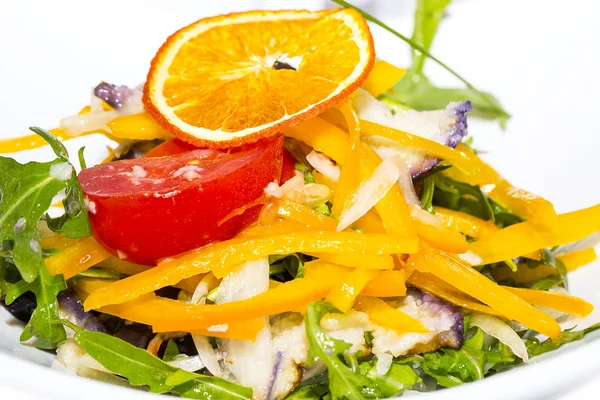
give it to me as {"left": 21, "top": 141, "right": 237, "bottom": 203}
{"left": 1, "top": 0, "right": 600, "bottom": 399}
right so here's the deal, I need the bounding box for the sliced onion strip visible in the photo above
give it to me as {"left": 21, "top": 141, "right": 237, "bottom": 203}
{"left": 470, "top": 313, "right": 529, "bottom": 361}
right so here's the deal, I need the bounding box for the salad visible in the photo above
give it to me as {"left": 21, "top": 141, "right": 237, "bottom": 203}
{"left": 1, "top": 1, "right": 600, "bottom": 399}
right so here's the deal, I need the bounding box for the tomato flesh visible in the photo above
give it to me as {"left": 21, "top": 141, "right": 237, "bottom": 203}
{"left": 144, "top": 138, "right": 197, "bottom": 158}
{"left": 146, "top": 137, "right": 297, "bottom": 183}
{"left": 79, "top": 135, "right": 283, "bottom": 265}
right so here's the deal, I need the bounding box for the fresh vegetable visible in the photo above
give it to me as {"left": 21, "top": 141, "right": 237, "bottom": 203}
{"left": 338, "top": 0, "right": 510, "bottom": 125}
{"left": 304, "top": 301, "right": 383, "bottom": 399}
{"left": 83, "top": 232, "right": 419, "bottom": 310}
{"left": 79, "top": 135, "right": 284, "bottom": 265}
{"left": 0, "top": 127, "right": 90, "bottom": 282}
{"left": 61, "top": 320, "right": 252, "bottom": 398}
{"left": 470, "top": 203, "right": 600, "bottom": 265}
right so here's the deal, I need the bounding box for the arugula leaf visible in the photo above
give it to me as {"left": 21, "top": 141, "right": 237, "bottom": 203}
{"left": 5, "top": 267, "right": 67, "bottom": 349}
{"left": 333, "top": 0, "right": 509, "bottom": 125}
{"left": 29, "top": 126, "right": 69, "bottom": 159}
{"left": 286, "top": 383, "right": 330, "bottom": 399}
{"left": 163, "top": 339, "right": 180, "bottom": 362}
{"left": 420, "top": 175, "right": 436, "bottom": 213}
{"left": 357, "top": 360, "right": 420, "bottom": 396}
{"left": 0, "top": 127, "right": 90, "bottom": 282}
{"left": 0, "top": 258, "right": 11, "bottom": 297}
{"left": 305, "top": 301, "right": 382, "bottom": 399}
{"left": 269, "top": 253, "right": 307, "bottom": 280}
{"left": 433, "top": 175, "right": 495, "bottom": 221}
{"left": 78, "top": 146, "right": 87, "bottom": 169}
{"left": 64, "top": 321, "right": 252, "bottom": 398}
{"left": 527, "top": 323, "right": 600, "bottom": 357}
{"left": 389, "top": 76, "right": 510, "bottom": 126}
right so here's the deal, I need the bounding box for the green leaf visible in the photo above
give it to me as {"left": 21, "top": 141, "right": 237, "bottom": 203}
{"left": 388, "top": 78, "right": 510, "bottom": 126}
{"left": 420, "top": 175, "right": 436, "bottom": 213}
{"left": 527, "top": 323, "right": 600, "bottom": 357}
{"left": 78, "top": 146, "right": 87, "bottom": 169}
{"left": 29, "top": 126, "right": 69, "bottom": 159}
{"left": 163, "top": 339, "right": 180, "bottom": 362}
{"left": 0, "top": 258, "right": 12, "bottom": 297}
{"left": 433, "top": 175, "right": 495, "bottom": 221}
{"left": 285, "top": 383, "right": 329, "bottom": 399}
{"left": 72, "top": 329, "right": 252, "bottom": 398}
{"left": 332, "top": 0, "right": 510, "bottom": 126}
{"left": 269, "top": 253, "right": 307, "bottom": 280}
{"left": 6, "top": 267, "right": 67, "bottom": 349}
{"left": 410, "top": 0, "right": 451, "bottom": 73}
{"left": 305, "top": 301, "right": 381, "bottom": 399}
{"left": 0, "top": 129, "right": 90, "bottom": 282}
{"left": 357, "top": 360, "right": 420, "bottom": 397}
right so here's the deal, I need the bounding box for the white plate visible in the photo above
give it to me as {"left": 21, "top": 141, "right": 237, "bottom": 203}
{"left": 1, "top": 0, "right": 600, "bottom": 399}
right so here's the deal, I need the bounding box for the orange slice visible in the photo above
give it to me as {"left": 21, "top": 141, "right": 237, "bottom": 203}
{"left": 144, "top": 8, "right": 375, "bottom": 148}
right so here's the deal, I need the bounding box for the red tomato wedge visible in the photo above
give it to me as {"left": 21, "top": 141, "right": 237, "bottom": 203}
{"left": 145, "top": 138, "right": 197, "bottom": 158}
{"left": 79, "top": 135, "right": 283, "bottom": 265}
{"left": 146, "top": 138, "right": 298, "bottom": 183}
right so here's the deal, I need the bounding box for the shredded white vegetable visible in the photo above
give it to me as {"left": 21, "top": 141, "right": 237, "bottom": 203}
{"left": 471, "top": 313, "right": 529, "bottom": 361}
{"left": 337, "top": 156, "right": 400, "bottom": 231}
{"left": 306, "top": 151, "right": 341, "bottom": 182}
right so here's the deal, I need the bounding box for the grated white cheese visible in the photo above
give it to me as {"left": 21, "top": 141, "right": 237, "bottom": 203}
{"left": 173, "top": 165, "right": 203, "bottom": 178}
{"left": 131, "top": 165, "right": 147, "bottom": 178}
{"left": 116, "top": 250, "right": 127, "bottom": 260}
{"left": 29, "top": 238, "right": 40, "bottom": 253}
{"left": 84, "top": 198, "right": 96, "bottom": 215}
{"left": 13, "top": 217, "right": 26, "bottom": 232}
{"left": 49, "top": 162, "right": 73, "bottom": 182}
{"left": 182, "top": 170, "right": 201, "bottom": 182}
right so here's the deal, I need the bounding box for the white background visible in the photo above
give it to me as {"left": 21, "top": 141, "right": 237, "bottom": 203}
{"left": 1, "top": 0, "right": 600, "bottom": 399}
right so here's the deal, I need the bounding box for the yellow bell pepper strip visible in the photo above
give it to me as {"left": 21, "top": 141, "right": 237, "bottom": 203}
{"left": 360, "top": 60, "right": 407, "bottom": 97}
{"left": 470, "top": 203, "right": 600, "bottom": 265}
{"left": 354, "top": 296, "right": 430, "bottom": 333}
{"left": 413, "top": 220, "right": 469, "bottom": 254}
{"left": 99, "top": 257, "right": 203, "bottom": 292}
{"left": 75, "top": 279, "right": 263, "bottom": 340}
{"left": 272, "top": 200, "right": 396, "bottom": 270}
{"left": 237, "top": 219, "right": 315, "bottom": 239}
{"left": 409, "top": 247, "right": 561, "bottom": 339}
{"left": 45, "top": 237, "right": 111, "bottom": 279}
{"left": 326, "top": 268, "right": 380, "bottom": 313}
{"left": 273, "top": 199, "right": 337, "bottom": 230}
{"left": 310, "top": 253, "right": 394, "bottom": 270}
{"left": 332, "top": 102, "right": 362, "bottom": 216}
{"left": 285, "top": 117, "right": 415, "bottom": 238}
{"left": 360, "top": 120, "right": 479, "bottom": 176}
{"left": 557, "top": 248, "right": 598, "bottom": 272}
{"left": 432, "top": 206, "right": 499, "bottom": 238}
{"left": 491, "top": 264, "right": 558, "bottom": 285}
{"left": 313, "top": 171, "right": 337, "bottom": 193}
{"left": 41, "top": 235, "right": 84, "bottom": 250}
{"left": 360, "top": 270, "right": 407, "bottom": 297}
{"left": 107, "top": 112, "right": 172, "bottom": 140}
{"left": 84, "top": 231, "right": 419, "bottom": 310}
{"left": 143, "top": 262, "right": 352, "bottom": 332}
{"left": 72, "top": 277, "right": 116, "bottom": 296}
{"left": 504, "top": 287, "right": 594, "bottom": 317}
{"left": 445, "top": 144, "right": 557, "bottom": 225}
{"left": 0, "top": 128, "right": 65, "bottom": 153}
{"left": 406, "top": 271, "right": 502, "bottom": 316}
{"left": 354, "top": 210, "right": 386, "bottom": 233}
